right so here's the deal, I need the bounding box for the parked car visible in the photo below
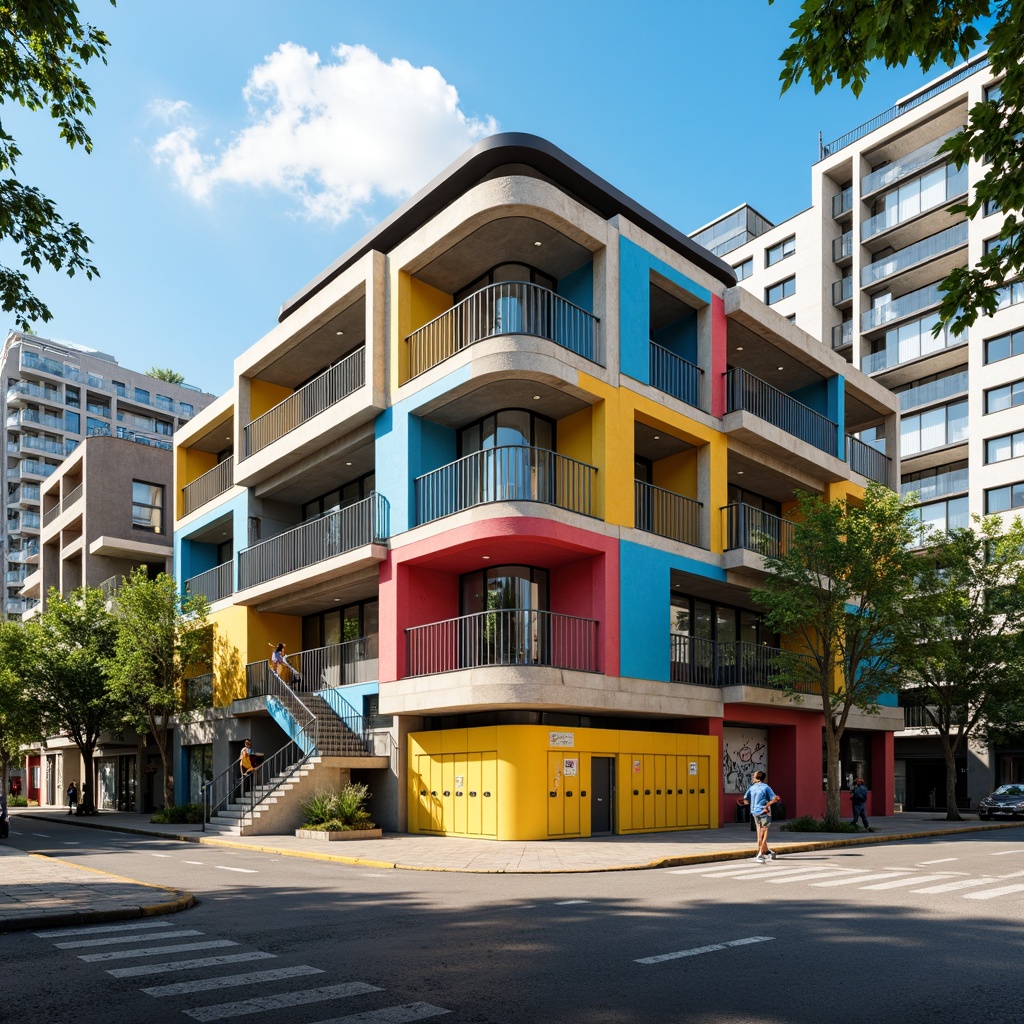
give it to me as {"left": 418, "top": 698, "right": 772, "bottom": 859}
{"left": 978, "top": 784, "right": 1024, "bottom": 820}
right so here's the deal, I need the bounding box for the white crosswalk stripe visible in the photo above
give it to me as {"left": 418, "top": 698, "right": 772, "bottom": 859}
{"left": 963, "top": 884, "right": 1024, "bottom": 900}
{"left": 809, "top": 872, "right": 911, "bottom": 888}
{"left": 107, "top": 952, "right": 276, "bottom": 978}
{"left": 80, "top": 940, "right": 237, "bottom": 962}
{"left": 141, "top": 965, "right": 325, "bottom": 997}
{"left": 56, "top": 929, "right": 203, "bottom": 949}
{"left": 858, "top": 874, "right": 955, "bottom": 890}
{"left": 910, "top": 878, "right": 997, "bottom": 894}
{"left": 183, "top": 981, "right": 382, "bottom": 1021}
{"left": 35, "top": 920, "right": 176, "bottom": 939}
{"left": 764, "top": 870, "right": 839, "bottom": 885}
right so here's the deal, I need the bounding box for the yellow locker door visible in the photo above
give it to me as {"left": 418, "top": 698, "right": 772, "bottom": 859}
{"left": 453, "top": 755, "right": 468, "bottom": 835}
{"left": 563, "top": 753, "right": 580, "bottom": 835}
{"left": 643, "top": 754, "right": 656, "bottom": 829}
{"left": 441, "top": 755, "right": 455, "bottom": 834}
{"left": 697, "top": 755, "right": 711, "bottom": 826}
{"left": 467, "top": 752, "right": 482, "bottom": 836}
{"left": 547, "top": 751, "right": 564, "bottom": 836}
{"left": 654, "top": 755, "right": 666, "bottom": 829}
{"left": 415, "top": 755, "right": 435, "bottom": 832}
{"left": 665, "top": 756, "right": 677, "bottom": 829}
{"left": 684, "top": 755, "right": 699, "bottom": 826}
{"left": 629, "top": 755, "right": 643, "bottom": 830}
{"left": 481, "top": 752, "right": 497, "bottom": 837}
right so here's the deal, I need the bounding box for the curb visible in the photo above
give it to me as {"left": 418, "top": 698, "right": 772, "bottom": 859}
{"left": 0, "top": 851, "right": 197, "bottom": 934}
{"left": 17, "top": 812, "right": 1024, "bottom": 874}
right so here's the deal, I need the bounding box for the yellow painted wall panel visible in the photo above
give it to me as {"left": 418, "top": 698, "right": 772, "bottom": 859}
{"left": 653, "top": 449, "right": 698, "bottom": 499}
{"left": 557, "top": 407, "right": 593, "bottom": 465}
{"left": 248, "top": 379, "right": 293, "bottom": 420}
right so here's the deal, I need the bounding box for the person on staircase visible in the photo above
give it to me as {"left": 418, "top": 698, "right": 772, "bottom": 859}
{"left": 239, "top": 738, "right": 262, "bottom": 795}
{"left": 270, "top": 642, "right": 302, "bottom": 686}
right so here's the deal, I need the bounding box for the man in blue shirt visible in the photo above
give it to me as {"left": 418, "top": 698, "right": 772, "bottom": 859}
{"left": 742, "top": 770, "right": 780, "bottom": 862}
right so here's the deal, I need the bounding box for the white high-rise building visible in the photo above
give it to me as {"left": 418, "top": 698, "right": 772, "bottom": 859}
{"left": 1, "top": 330, "right": 215, "bottom": 617}
{"left": 693, "top": 53, "right": 1024, "bottom": 811}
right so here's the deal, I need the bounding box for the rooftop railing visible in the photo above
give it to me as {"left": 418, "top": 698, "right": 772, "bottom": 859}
{"left": 650, "top": 342, "right": 704, "bottom": 410}
{"left": 244, "top": 346, "right": 365, "bottom": 458}
{"left": 237, "top": 492, "right": 388, "bottom": 591}
{"left": 862, "top": 282, "right": 944, "bottom": 332}
{"left": 415, "top": 445, "right": 596, "bottom": 525}
{"left": 722, "top": 503, "right": 794, "bottom": 559}
{"left": 670, "top": 634, "right": 820, "bottom": 692}
{"left": 635, "top": 481, "right": 703, "bottom": 547}
{"left": 182, "top": 457, "right": 234, "bottom": 516}
{"left": 406, "top": 608, "right": 599, "bottom": 676}
{"left": 725, "top": 368, "right": 838, "bottom": 455}
{"left": 862, "top": 221, "right": 969, "bottom": 287}
{"left": 184, "top": 561, "right": 234, "bottom": 605}
{"left": 405, "top": 281, "right": 600, "bottom": 381}
{"left": 846, "top": 435, "right": 892, "bottom": 485}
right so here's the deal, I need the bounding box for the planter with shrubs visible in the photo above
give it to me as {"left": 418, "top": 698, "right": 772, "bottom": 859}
{"left": 296, "top": 783, "right": 381, "bottom": 841}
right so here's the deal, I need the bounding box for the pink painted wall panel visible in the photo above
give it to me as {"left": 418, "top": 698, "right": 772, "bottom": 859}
{"left": 711, "top": 294, "right": 727, "bottom": 418}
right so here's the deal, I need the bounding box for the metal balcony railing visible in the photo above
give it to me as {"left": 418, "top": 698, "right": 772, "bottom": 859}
{"left": 246, "top": 636, "right": 379, "bottom": 696}
{"left": 405, "top": 281, "right": 600, "bottom": 380}
{"left": 237, "top": 492, "right": 389, "bottom": 590}
{"left": 634, "top": 481, "right": 703, "bottom": 547}
{"left": 415, "top": 445, "right": 595, "bottom": 525}
{"left": 726, "top": 368, "right": 838, "bottom": 455}
{"left": 901, "top": 466, "right": 970, "bottom": 502}
{"left": 5, "top": 598, "right": 27, "bottom": 615}
{"left": 723, "top": 503, "right": 795, "bottom": 559}
{"left": 862, "top": 165, "right": 967, "bottom": 239}
{"left": 832, "top": 277, "right": 853, "bottom": 305}
{"left": 901, "top": 704, "right": 966, "bottom": 728}
{"left": 186, "top": 673, "right": 214, "bottom": 708}
{"left": 406, "top": 608, "right": 599, "bottom": 676}
{"left": 182, "top": 457, "right": 234, "bottom": 516}
{"left": 862, "top": 221, "right": 969, "bottom": 287}
{"left": 244, "top": 346, "right": 366, "bottom": 458}
{"left": 846, "top": 435, "right": 892, "bottom": 485}
{"left": 650, "top": 342, "right": 704, "bottom": 410}
{"left": 832, "top": 322, "right": 853, "bottom": 349}
{"left": 899, "top": 371, "right": 969, "bottom": 412}
{"left": 670, "top": 635, "right": 820, "bottom": 692}
{"left": 7, "top": 381, "right": 61, "bottom": 404}
{"left": 862, "top": 316, "right": 957, "bottom": 373}
{"left": 184, "top": 561, "right": 234, "bottom": 605}
{"left": 832, "top": 187, "right": 853, "bottom": 218}
{"left": 832, "top": 231, "right": 853, "bottom": 262}
{"left": 861, "top": 130, "right": 960, "bottom": 196}
{"left": 18, "top": 408, "right": 66, "bottom": 431}
{"left": 862, "top": 282, "right": 944, "bottom": 332}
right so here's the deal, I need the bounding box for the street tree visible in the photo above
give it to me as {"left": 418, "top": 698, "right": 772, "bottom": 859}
{"left": 751, "top": 484, "right": 921, "bottom": 828}
{"left": 146, "top": 367, "right": 185, "bottom": 384}
{"left": 107, "top": 568, "right": 210, "bottom": 809}
{"left": 25, "top": 587, "right": 119, "bottom": 813}
{"left": 771, "top": 0, "right": 1023, "bottom": 338}
{"left": 902, "top": 514, "right": 1024, "bottom": 820}
{"left": 0, "top": 1, "right": 115, "bottom": 329}
{"left": 0, "top": 620, "right": 41, "bottom": 794}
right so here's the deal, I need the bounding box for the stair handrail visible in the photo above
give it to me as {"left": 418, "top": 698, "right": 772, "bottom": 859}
{"left": 327, "top": 693, "right": 397, "bottom": 760}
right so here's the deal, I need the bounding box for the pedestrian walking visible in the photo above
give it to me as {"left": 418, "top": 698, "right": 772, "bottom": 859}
{"left": 66, "top": 780, "right": 78, "bottom": 815}
{"left": 742, "top": 770, "right": 780, "bottom": 862}
{"left": 239, "top": 738, "right": 261, "bottom": 795}
{"left": 851, "top": 777, "right": 872, "bottom": 830}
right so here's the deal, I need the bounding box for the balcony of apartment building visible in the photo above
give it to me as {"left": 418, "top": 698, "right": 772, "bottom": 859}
{"left": 901, "top": 460, "right": 969, "bottom": 507}
{"left": 861, "top": 161, "right": 967, "bottom": 252}
{"left": 236, "top": 291, "right": 373, "bottom": 489}
{"left": 179, "top": 500, "right": 235, "bottom": 608}
{"left": 19, "top": 347, "right": 80, "bottom": 383}
{"left": 9, "top": 407, "right": 68, "bottom": 433}
{"left": 831, "top": 319, "right": 854, "bottom": 352}
{"left": 832, "top": 185, "right": 854, "bottom": 223}
{"left": 400, "top": 217, "right": 601, "bottom": 388}
{"left": 647, "top": 278, "right": 707, "bottom": 413}
{"left": 19, "top": 433, "right": 64, "bottom": 459}
{"left": 13, "top": 459, "right": 58, "bottom": 482}
{"left": 107, "top": 379, "right": 197, "bottom": 421}
{"left": 633, "top": 421, "right": 706, "bottom": 549}
{"left": 860, "top": 128, "right": 961, "bottom": 206}
{"left": 40, "top": 471, "right": 84, "bottom": 539}
{"left": 8, "top": 482, "right": 40, "bottom": 509}
{"left": 176, "top": 399, "right": 236, "bottom": 524}
{"left": 832, "top": 272, "right": 854, "bottom": 310}
{"left": 861, "top": 221, "right": 968, "bottom": 297}
{"left": 861, "top": 308, "right": 964, "bottom": 385}
{"left": 669, "top": 633, "right": 818, "bottom": 695}
{"left": 7, "top": 541, "right": 39, "bottom": 565}
{"left": 832, "top": 230, "right": 854, "bottom": 268}
{"left": 6, "top": 380, "right": 63, "bottom": 409}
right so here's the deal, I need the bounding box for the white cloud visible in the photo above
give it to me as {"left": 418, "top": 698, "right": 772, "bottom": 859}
{"left": 150, "top": 42, "right": 499, "bottom": 222}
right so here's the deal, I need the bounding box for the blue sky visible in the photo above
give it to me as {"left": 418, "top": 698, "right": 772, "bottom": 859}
{"left": 3, "top": 1, "right": 963, "bottom": 396}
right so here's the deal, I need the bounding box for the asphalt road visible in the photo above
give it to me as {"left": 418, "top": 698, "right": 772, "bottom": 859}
{"left": 3, "top": 818, "right": 1022, "bottom": 1024}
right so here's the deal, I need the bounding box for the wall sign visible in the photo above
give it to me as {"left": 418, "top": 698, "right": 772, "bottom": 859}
{"left": 549, "top": 731, "right": 575, "bottom": 747}
{"left": 563, "top": 758, "right": 578, "bottom": 777}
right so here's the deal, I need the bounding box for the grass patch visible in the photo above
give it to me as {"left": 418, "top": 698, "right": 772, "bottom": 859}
{"left": 780, "top": 815, "right": 863, "bottom": 834}
{"left": 150, "top": 803, "right": 205, "bottom": 825}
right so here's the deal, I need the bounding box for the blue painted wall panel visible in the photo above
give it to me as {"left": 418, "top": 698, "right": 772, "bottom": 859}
{"left": 557, "top": 261, "right": 594, "bottom": 313}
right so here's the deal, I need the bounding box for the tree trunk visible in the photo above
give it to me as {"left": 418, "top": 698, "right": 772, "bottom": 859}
{"left": 823, "top": 724, "right": 842, "bottom": 827}
{"left": 940, "top": 733, "right": 962, "bottom": 822}
{"left": 80, "top": 748, "right": 96, "bottom": 814}
{"left": 159, "top": 724, "right": 175, "bottom": 809}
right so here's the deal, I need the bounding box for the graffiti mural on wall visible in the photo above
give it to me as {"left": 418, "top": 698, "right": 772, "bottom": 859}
{"left": 723, "top": 727, "right": 768, "bottom": 794}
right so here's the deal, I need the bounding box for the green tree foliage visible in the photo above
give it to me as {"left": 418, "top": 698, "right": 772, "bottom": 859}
{"left": 0, "top": 2, "right": 115, "bottom": 329}
{"left": 0, "top": 621, "right": 41, "bottom": 794}
{"left": 902, "top": 514, "right": 1024, "bottom": 820}
{"left": 751, "top": 485, "right": 921, "bottom": 827}
{"left": 146, "top": 367, "right": 186, "bottom": 384}
{"left": 24, "top": 587, "right": 119, "bottom": 813}
{"left": 107, "top": 568, "right": 210, "bottom": 809}
{"left": 771, "top": 0, "right": 1023, "bottom": 337}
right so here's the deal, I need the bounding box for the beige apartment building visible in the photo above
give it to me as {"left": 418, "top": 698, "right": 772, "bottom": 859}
{"left": 692, "top": 53, "right": 1023, "bottom": 810}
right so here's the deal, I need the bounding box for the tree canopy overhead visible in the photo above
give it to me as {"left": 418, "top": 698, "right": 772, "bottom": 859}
{"left": 0, "top": 1, "right": 115, "bottom": 330}
{"left": 771, "top": 0, "right": 1023, "bottom": 337}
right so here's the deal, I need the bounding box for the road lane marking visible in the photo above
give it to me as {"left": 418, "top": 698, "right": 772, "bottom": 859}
{"left": 80, "top": 940, "right": 237, "bottom": 962}
{"left": 963, "top": 884, "right": 1024, "bottom": 900}
{"left": 636, "top": 936, "right": 774, "bottom": 965}
{"left": 911, "top": 878, "right": 997, "bottom": 893}
{"left": 859, "top": 874, "right": 953, "bottom": 890}
{"left": 308, "top": 1004, "right": 451, "bottom": 1024}
{"left": 31, "top": 832, "right": 48, "bottom": 837}
{"left": 142, "top": 965, "right": 325, "bottom": 997}
{"left": 184, "top": 982, "right": 382, "bottom": 1021}
{"left": 763, "top": 870, "right": 839, "bottom": 884}
{"left": 185, "top": 861, "right": 204, "bottom": 865}
{"left": 919, "top": 858, "right": 958, "bottom": 865}
{"left": 810, "top": 872, "right": 912, "bottom": 888}
{"left": 990, "top": 850, "right": 1024, "bottom": 856}
{"left": 215, "top": 865, "right": 258, "bottom": 874}
{"left": 554, "top": 900, "right": 589, "bottom": 905}
{"left": 61, "top": 841, "right": 80, "bottom": 845}
{"left": 151, "top": 853, "right": 171, "bottom": 858}
{"left": 35, "top": 920, "right": 175, "bottom": 939}
{"left": 56, "top": 929, "right": 202, "bottom": 949}
{"left": 107, "top": 952, "right": 276, "bottom": 978}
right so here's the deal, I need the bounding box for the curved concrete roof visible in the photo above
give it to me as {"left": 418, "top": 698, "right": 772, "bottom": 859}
{"left": 278, "top": 132, "right": 736, "bottom": 322}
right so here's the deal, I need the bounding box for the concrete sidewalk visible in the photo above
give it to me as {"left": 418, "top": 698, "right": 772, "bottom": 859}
{"left": 0, "top": 842, "right": 195, "bottom": 934}
{"left": 13, "top": 806, "right": 1024, "bottom": 874}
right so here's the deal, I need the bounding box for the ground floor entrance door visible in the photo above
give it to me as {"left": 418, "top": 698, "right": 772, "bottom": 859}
{"left": 591, "top": 757, "right": 614, "bottom": 834}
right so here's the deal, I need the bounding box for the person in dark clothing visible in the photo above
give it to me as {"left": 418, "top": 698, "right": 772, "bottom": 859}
{"left": 67, "top": 781, "right": 78, "bottom": 815}
{"left": 851, "top": 777, "right": 872, "bottom": 830}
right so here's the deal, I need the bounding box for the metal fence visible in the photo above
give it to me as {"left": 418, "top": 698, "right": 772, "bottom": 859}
{"left": 246, "top": 636, "right": 379, "bottom": 697}
{"left": 846, "top": 434, "right": 892, "bottom": 485}
{"left": 649, "top": 342, "right": 704, "bottom": 410}
{"left": 184, "top": 561, "right": 234, "bottom": 605}
{"left": 415, "top": 445, "right": 596, "bottom": 524}
{"left": 635, "top": 481, "right": 703, "bottom": 547}
{"left": 670, "top": 634, "right": 820, "bottom": 692}
{"left": 183, "top": 457, "right": 234, "bottom": 516}
{"left": 726, "top": 368, "right": 838, "bottom": 455}
{"left": 237, "top": 492, "right": 389, "bottom": 590}
{"left": 405, "top": 281, "right": 599, "bottom": 380}
{"left": 406, "top": 608, "right": 599, "bottom": 676}
{"left": 244, "top": 346, "right": 365, "bottom": 457}
{"left": 862, "top": 221, "right": 969, "bottom": 287}
{"left": 722, "top": 503, "right": 795, "bottom": 558}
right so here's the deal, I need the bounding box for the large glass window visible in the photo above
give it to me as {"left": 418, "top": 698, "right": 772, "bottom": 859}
{"left": 985, "top": 379, "right": 1024, "bottom": 414}
{"left": 765, "top": 236, "right": 795, "bottom": 267}
{"left": 900, "top": 400, "right": 968, "bottom": 455}
{"left": 132, "top": 480, "right": 163, "bottom": 533}
{"left": 986, "top": 482, "right": 1024, "bottom": 514}
{"left": 733, "top": 257, "right": 753, "bottom": 281}
{"left": 457, "top": 409, "right": 554, "bottom": 455}
{"left": 986, "top": 430, "right": 1024, "bottom": 464}
{"left": 765, "top": 276, "right": 796, "bottom": 305}
{"left": 454, "top": 262, "right": 556, "bottom": 304}
{"left": 985, "top": 328, "right": 1024, "bottom": 364}
{"left": 459, "top": 565, "right": 550, "bottom": 667}
{"left": 302, "top": 472, "right": 375, "bottom": 522}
